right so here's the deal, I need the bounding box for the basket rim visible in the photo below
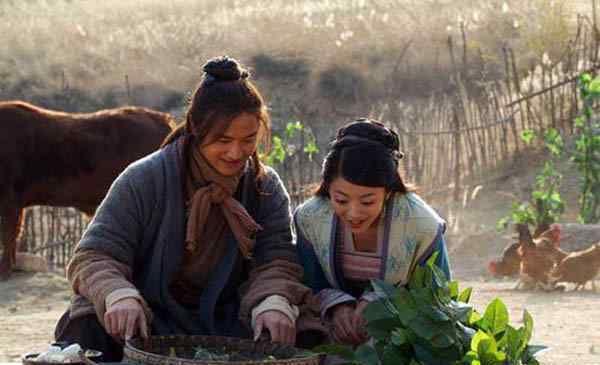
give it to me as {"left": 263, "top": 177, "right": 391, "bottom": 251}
{"left": 123, "top": 335, "right": 320, "bottom": 365}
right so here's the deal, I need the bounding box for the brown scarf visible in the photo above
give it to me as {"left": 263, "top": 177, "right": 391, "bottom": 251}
{"left": 185, "top": 144, "right": 263, "bottom": 259}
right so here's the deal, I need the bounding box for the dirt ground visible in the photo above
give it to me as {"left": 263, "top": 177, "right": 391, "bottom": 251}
{"left": 0, "top": 271, "right": 71, "bottom": 362}
{"left": 1, "top": 268, "right": 599, "bottom": 365}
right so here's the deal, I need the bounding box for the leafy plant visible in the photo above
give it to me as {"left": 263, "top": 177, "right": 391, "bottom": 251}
{"left": 263, "top": 121, "right": 319, "bottom": 166}
{"left": 573, "top": 73, "right": 600, "bottom": 223}
{"left": 315, "top": 253, "right": 547, "bottom": 365}
{"left": 497, "top": 128, "right": 564, "bottom": 231}
{"left": 499, "top": 72, "right": 600, "bottom": 226}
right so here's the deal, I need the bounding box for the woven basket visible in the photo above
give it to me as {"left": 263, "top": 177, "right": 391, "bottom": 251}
{"left": 123, "top": 335, "right": 321, "bottom": 365}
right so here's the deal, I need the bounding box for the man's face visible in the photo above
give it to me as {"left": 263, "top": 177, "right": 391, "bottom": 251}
{"left": 199, "top": 113, "right": 260, "bottom": 176}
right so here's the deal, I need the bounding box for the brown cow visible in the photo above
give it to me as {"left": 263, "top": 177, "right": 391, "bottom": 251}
{"left": 0, "top": 101, "right": 175, "bottom": 279}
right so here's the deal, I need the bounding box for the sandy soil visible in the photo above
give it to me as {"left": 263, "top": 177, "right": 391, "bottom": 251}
{"left": 0, "top": 271, "right": 71, "bottom": 362}
{"left": 1, "top": 270, "right": 599, "bottom": 365}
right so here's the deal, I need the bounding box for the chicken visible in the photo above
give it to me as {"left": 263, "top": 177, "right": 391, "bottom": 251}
{"left": 515, "top": 223, "right": 566, "bottom": 290}
{"left": 488, "top": 224, "right": 564, "bottom": 281}
{"left": 488, "top": 242, "right": 520, "bottom": 277}
{"left": 529, "top": 225, "right": 568, "bottom": 264}
{"left": 549, "top": 243, "right": 600, "bottom": 291}
{"left": 535, "top": 223, "right": 562, "bottom": 249}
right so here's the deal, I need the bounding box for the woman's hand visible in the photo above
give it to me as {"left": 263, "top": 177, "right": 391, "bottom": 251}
{"left": 331, "top": 302, "right": 368, "bottom": 346}
{"left": 352, "top": 300, "right": 369, "bottom": 340}
{"left": 254, "top": 310, "right": 296, "bottom": 345}
{"left": 104, "top": 297, "right": 149, "bottom": 341}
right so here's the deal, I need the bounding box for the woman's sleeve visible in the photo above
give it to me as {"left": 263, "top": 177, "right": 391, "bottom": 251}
{"left": 294, "top": 210, "right": 356, "bottom": 320}
{"left": 417, "top": 223, "right": 452, "bottom": 280}
{"left": 294, "top": 213, "right": 331, "bottom": 294}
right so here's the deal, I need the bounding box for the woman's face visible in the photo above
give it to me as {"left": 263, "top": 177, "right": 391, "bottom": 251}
{"left": 199, "top": 112, "right": 260, "bottom": 176}
{"left": 329, "top": 177, "right": 387, "bottom": 233}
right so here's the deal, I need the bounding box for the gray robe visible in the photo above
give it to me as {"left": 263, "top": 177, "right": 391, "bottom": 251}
{"left": 70, "top": 139, "right": 297, "bottom": 337}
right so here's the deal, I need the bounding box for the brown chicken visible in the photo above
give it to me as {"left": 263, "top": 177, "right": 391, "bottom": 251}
{"left": 535, "top": 223, "right": 563, "bottom": 250}
{"left": 549, "top": 243, "right": 600, "bottom": 291}
{"left": 488, "top": 242, "right": 521, "bottom": 277}
{"left": 515, "top": 223, "right": 566, "bottom": 290}
{"left": 488, "top": 224, "right": 564, "bottom": 280}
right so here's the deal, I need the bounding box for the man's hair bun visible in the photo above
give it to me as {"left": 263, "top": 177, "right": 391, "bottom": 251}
{"left": 203, "top": 55, "right": 250, "bottom": 82}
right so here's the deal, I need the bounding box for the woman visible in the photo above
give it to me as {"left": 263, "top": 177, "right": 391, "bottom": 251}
{"left": 295, "top": 119, "right": 451, "bottom": 346}
{"left": 54, "top": 56, "right": 311, "bottom": 361}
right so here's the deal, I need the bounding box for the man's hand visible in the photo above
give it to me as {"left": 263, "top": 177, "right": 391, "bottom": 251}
{"left": 104, "top": 297, "right": 149, "bottom": 341}
{"left": 254, "top": 310, "right": 295, "bottom": 345}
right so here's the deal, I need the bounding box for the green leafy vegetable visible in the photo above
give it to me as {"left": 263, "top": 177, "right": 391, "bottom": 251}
{"left": 314, "top": 252, "right": 548, "bottom": 365}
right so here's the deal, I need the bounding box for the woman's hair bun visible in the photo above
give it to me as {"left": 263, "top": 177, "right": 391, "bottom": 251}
{"left": 203, "top": 55, "right": 250, "bottom": 82}
{"left": 336, "top": 118, "right": 401, "bottom": 154}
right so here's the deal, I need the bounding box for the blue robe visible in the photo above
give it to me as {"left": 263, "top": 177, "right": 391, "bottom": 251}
{"left": 294, "top": 192, "right": 451, "bottom": 318}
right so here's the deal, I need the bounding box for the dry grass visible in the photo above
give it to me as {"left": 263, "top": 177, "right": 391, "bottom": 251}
{"left": 0, "top": 0, "right": 587, "bottom": 114}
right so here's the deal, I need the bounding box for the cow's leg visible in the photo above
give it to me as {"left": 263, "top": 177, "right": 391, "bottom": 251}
{"left": 0, "top": 200, "right": 23, "bottom": 280}
{"left": 592, "top": 280, "right": 597, "bottom": 292}
{"left": 13, "top": 206, "right": 25, "bottom": 259}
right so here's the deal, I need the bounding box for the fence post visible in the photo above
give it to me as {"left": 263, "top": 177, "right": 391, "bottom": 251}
{"left": 453, "top": 107, "right": 462, "bottom": 203}
{"left": 125, "top": 75, "right": 132, "bottom": 105}
{"left": 503, "top": 47, "right": 520, "bottom": 154}
{"left": 593, "top": 0, "right": 598, "bottom": 63}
